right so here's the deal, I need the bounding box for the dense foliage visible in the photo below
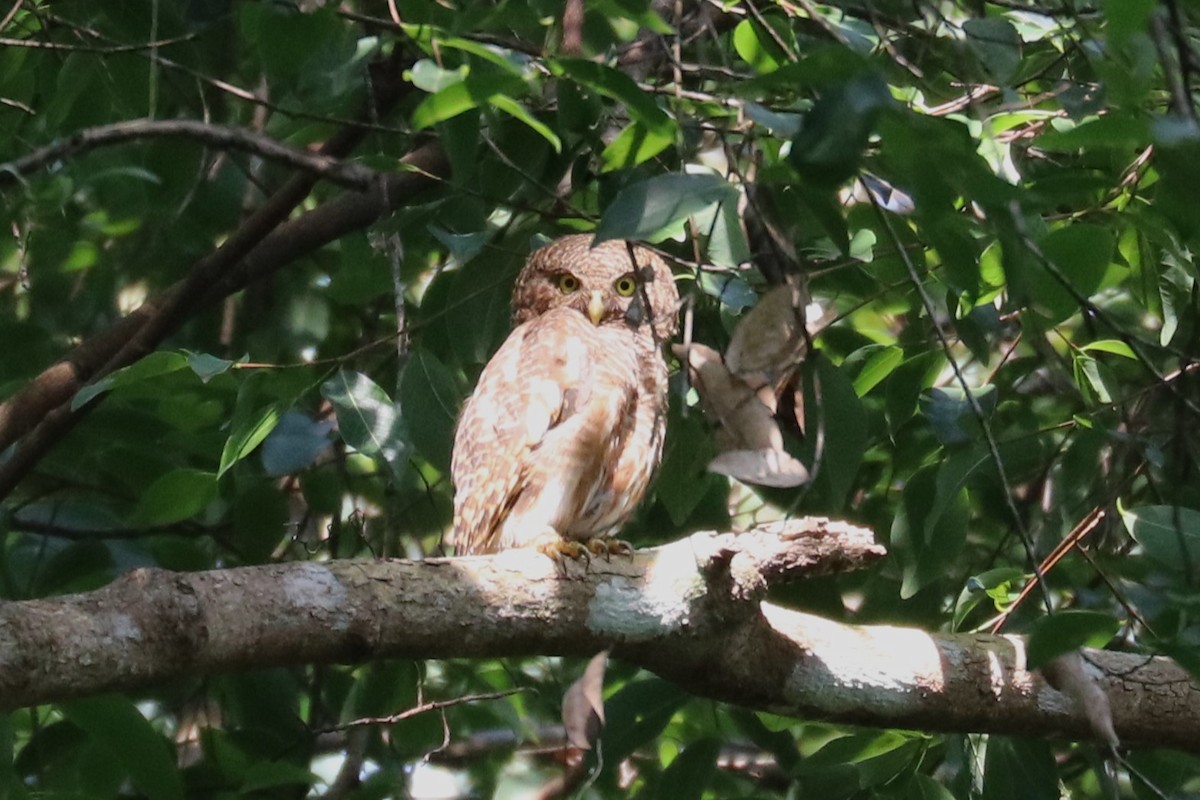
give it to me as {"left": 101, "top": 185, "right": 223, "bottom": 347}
{"left": 1, "top": 0, "right": 1199, "bottom": 797}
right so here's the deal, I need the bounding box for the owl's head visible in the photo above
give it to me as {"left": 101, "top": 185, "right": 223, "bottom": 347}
{"left": 512, "top": 235, "right": 680, "bottom": 341}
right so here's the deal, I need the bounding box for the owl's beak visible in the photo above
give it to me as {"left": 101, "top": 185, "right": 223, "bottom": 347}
{"left": 587, "top": 291, "right": 605, "bottom": 325}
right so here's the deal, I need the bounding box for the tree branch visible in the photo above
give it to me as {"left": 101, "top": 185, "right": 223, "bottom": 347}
{"left": 0, "top": 142, "right": 448, "bottom": 498}
{"left": 0, "top": 47, "right": 447, "bottom": 497}
{"left": 0, "top": 518, "right": 1194, "bottom": 753}
{"left": 0, "top": 119, "right": 381, "bottom": 190}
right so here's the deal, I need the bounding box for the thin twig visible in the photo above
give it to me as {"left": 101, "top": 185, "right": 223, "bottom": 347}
{"left": 0, "top": 119, "right": 379, "bottom": 190}
{"left": 865, "top": 180, "right": 1055, "bottom": 615}
{"left": 318, "top": 689, "right": 527, "bottom": 733}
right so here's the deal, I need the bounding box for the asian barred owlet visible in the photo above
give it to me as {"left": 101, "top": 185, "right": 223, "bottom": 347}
{"left": 449, "top": 235, "right": 679, "bottom": 557}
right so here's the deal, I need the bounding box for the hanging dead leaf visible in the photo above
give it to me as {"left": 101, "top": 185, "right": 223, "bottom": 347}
{"left": 562, "top": 650, "right": 608, "bottom": 750}
{"left": 1043, "top": 651, "right": 1119, "bottom": 752}
{"left": 725, "top": 283, "right": 807, "bottom": 388}
{"left": 674, "top": 343, "right": 809, "bottom": 488}
{"left": 709, "top": 448, "right": 809, "bottom": 488}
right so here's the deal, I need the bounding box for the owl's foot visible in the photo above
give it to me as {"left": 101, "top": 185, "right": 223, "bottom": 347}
{"left": 585, "top": 537, "right": 634, "bottom": 561}
{"left": 529, "top": 531, "right": 589, "bottom": 573}
{"left": 536, "top": 538, "right": 588, "bottom": 562}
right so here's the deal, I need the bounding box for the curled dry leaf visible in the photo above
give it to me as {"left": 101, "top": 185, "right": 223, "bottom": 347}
{"left": 724, "top": 283, "right": 807, "bottom": 389}
{"left": 562, "top": 650, "right": 609, "bottom": 750}
{"left": 709, "top": 447, "right": 809, "bottom": 488}
{"left": 674, "top": 342, "right": 809, "bottom": 488}
{"left": 674, "top": 281, "right": 812, "bottom": 487}
{"left": 1043, "top": 651, "right": 1119, "bottom": 752}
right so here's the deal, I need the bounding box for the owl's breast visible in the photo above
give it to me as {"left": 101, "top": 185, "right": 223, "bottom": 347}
{"left": 574, "top": 330, "right": 671, "bottom": 535}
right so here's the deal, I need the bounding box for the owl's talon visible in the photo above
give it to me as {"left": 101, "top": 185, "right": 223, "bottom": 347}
{"left": 536, "top": 537, "right": 589, "bottom": 573}
{"left": 586, "top": 539, "right": 610, "bottom": 561}
{"left": 585, "top": 537, "right": 634, "bottom": 561}
{"left": 606, "top": 538, "right": 634, "bottom": 557}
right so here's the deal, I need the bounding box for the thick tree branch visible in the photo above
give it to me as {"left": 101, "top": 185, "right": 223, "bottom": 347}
{"left": 0, "top": 518, "right": 1194, "bottom": 753}
{"left": 0, "top": 120, "right": 380, "bottom": 190}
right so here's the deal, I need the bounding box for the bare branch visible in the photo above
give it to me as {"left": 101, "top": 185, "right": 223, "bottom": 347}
{"left": 0, "top": 119, "right": 380, "bottom": 190}
{"left": 0, "top": 520, "right": 1195, "bottom": 753}
{"left": 323, "top": 689, "right": 528, "bottom": 732}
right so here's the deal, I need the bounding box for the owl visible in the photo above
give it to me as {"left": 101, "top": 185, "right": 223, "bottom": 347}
{"left": 449, "top": 234, "right": 679, "bottom": 558}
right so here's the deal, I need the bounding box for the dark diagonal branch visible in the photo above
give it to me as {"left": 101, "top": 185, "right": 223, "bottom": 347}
{"left": 0, "top": 119, "right": 380, "bottom": 190}
{"left": 0, "top": 141, "right": 448, "bottom": 498}
{"left": 0, "top": 49, "right": 446, "bottom": 498}
{"left": 0, "top": 519, "right": 1195, "bottom": 754}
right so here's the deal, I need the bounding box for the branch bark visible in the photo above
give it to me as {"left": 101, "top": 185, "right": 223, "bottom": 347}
{"left": 0, "top": 518, "right": 1195, "bottom": 754}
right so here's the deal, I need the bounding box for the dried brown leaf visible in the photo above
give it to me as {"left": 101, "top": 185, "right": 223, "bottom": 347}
{"left": 562, "top": 650, "right": 608, "bottom": 749}
{"left": 725, "top": 283, "right": 807, "bottom": 387}
{"left": 1043, "top": 651, "right": 1119, "bottom": 752}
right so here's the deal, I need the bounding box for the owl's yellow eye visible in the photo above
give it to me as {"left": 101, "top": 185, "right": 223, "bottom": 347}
{"left": 558, "top": 274, "right": 580, "bottom": 294}
{"left": 614, "top": 276, "right": 637, "bottom": 296}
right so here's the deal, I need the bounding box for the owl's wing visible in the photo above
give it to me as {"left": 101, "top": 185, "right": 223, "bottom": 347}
{"left": 450, "top": 309, "right": 601, "bottom": 553}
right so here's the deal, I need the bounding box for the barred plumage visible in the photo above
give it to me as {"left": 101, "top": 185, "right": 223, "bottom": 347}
{"left": 449, "top": 235, "right": 678, "bottom": 556}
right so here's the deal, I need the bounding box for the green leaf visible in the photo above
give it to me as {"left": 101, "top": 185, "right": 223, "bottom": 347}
{"left": 804, "top": 730, "right": 911, "bottom": 768}
{"left": 220, "top": 390, "right": 286, "bottom": 478}
{"left": 488, "top": 94, "right": 562, "bottom": 153}
{"left": 1103, "top": 0, "right": 1156, "bottom": 44}
{"left": 804, "top": 356, "right": 867, "bottom": 508}
{"left": 733, "top": 19, "right": 786, "bottom": 74}
{"left": 853, "top": 346, "right": 903, "bottom": 397}
{"left": 655, "top": 407, "right": 719, "bottom": 527}
{"left": 1027, "top": 611, "right": 1121, "bottom": 668}
{"left": 1018, "top": 224, "right": 1116, "bottom": 323}
{"left": 321, "top": 369, "right": 410, "bottom": 481}
{"left": 71, "top": 351, "right": 190, "bottom": 410}
{"left": 549, "top": 58, "right": 673, "bottom": 133}
{"left": 399, "top": 349, "right": 462, "bottom": 474}
{"left": 344, "top": 661, "right": 419, "bottom": 721}
{"left": 1036, "top": 113, "right": 1150, "bottom": 151}
{"left": 185, "top": 351, "right": 237, "bottom": 383}
{"left": 656, "top": 738, "right": 720, "bottom": 800}
{"left": 885, "top": 352, "right": 941, "bottom": 430}
{"left": 963, "top": 17, "right": 1022, "bottom": 83}
{"left": 63, "top": 696, "right": 183, "bottom": 800}
{"left": 953, "top": 567, "right": 1027, "bottom": 630}
{"left": 594, "top": 173, "right": 738, "bottom": 244}
{"left": 1072, "top": 353, "right": 1114, "bottom": 404}
{"left": 697, "top": 271, "right": 756, "bottom": 311}
{"left": 705, "top": 201, "right": 753, "bottom": 268}
{"left": 848, "top": 227, "right": 876, "bottom": 262}
{"left": 231, "top": 480, "right": 290, "bottom": 564}
{"left": 1080, "top": 339, "right": 1136, "bottom": 359}
{"left": 904, "top": 773, "right": 957, "bottom": 800}
{"left": 729, "top": 710, "right": 799, "bottom": 773}
{"left": 744, "top": 102, "right": 802, "bottom": 136}
{"left": 600, "top": 678, "right": 688, "bottom": 765}
{"left": 600, "top": 122, "right": 674, "bottom": 172}
{"left": 982, "top": 738, "right": 1058, "bottom": 800}
{"left": 790, "top": 72, "right": 891, "bottom": 188}
{"left": 918, "top": 385, "right": 997, "bottom": 446}
{"left": 892, "top": 461, "right": 972, "bottom": 598}
{"left": 1120, "top": 504, "right": 1200, "bottom": 573}
{"left": 129, "top": 468, "right": 218, "bottom": 527}
{"left": 411, "top": 71, "right": 528, "bottom": 130}
{"left": 405, "top": 59, "right": 468, "bottom": 93}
